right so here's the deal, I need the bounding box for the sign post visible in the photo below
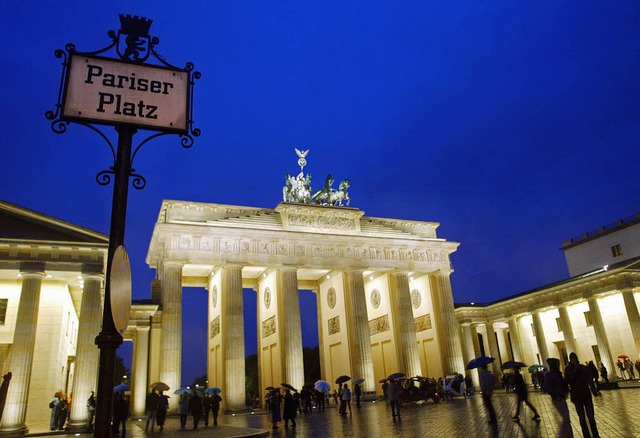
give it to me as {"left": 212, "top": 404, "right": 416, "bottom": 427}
{"left": 47, "top": 15, "right": 199, "bottom": 438}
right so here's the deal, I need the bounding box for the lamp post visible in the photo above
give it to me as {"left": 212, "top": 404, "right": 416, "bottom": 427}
{"left": 47, "top": 14, "right": 200, "bottom": 438}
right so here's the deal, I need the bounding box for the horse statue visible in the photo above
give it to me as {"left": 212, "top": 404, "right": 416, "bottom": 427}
{"left": 312, "top": 175, "right": 334, "bottom": 205}
{"left": 328, "top": 179, "right": 350, "bottom": 206}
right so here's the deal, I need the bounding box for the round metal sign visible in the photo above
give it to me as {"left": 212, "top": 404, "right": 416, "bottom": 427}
{"left": 110, "top": 245, "right": 132, "bottom": 335}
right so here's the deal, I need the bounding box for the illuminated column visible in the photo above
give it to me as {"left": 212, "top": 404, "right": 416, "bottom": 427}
{"left": 389, "top": 273, "right": 421, "bottom": 377}
{"left": 461, "top": 324, "right": 479, "bottom": 388}
{"left": 621, "top": 289, "right": 640, "bottom": 357}
{"left": 159, "top": 261, "right": 182, "bottom": 411}
{"left": 496, "top": 327, "right": 510, "bottom": 361}
{"left": 507, "top": 316, "right": 523, "bottom": 362}
{"left": 277, "top": 268, "right": 304, "bottom": 390}
{"left": 484, "top": 322, "right": 501, "bottom": 375}
{"left": 344, "top": 270, "right": 375, "bottom": 394}
{"left": 131, "top": 325, "right": 150, "bottom": 417}
{"left": 0, "top": 265, "right": 44, "bottom": 434}
{"left": 429, "top": 271, "right": 465, "bottom": 375}
{"left": 587, "top": 295, "right": 616, "bottom": 378}
{"left": 557, "top": 305, "right": 577, "bottom": 355}
{"left": 221, "top": 265, "right": 246, "bottom": 410}
{"left": 68, "top": 272, "right": 103, "bottom": 430}
{"left": 531, "top": 311, "right": 549, "bottom": 365}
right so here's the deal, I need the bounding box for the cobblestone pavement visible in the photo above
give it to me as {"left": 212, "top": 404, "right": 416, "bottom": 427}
{"left": 27, "top": 385, "right": 640, "bottom": 438}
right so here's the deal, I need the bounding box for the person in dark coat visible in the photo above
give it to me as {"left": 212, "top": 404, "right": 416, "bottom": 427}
{"left": 202, "top": 394, "right": 211, "bottom": 426}
{"left": 599, "top": 363, "right": 609, "bottom": 383}
{"left": 587, "top": 361, "right": 601, "bottom": 395}
{"left": 86, "top": 391, "right": 96, "bottom": 432}
{"left": 511, "top": 368, "right": 540, "bottom": 422}
{"left": 479, "top": 365, "right": 497, "bottom": 425}
{"left": 156, "top": 392, "right": 169, "bottom": 430}
{"left": 387, "top": 379, "right": 401, "bottom": 420}
{"left": 282, "top": 389, "right": 297, "bottom": 428}
{"left": 112, "top": 392, "right": 129, "bottom": 438}
{"left": 565, "top": 352, "right": 600, "bottom": 438}
{"left": 179, "top": 393, "right": 190, "bottom": 430}
{"left": 267, "top": 389, "right": 282, "bottom": 430}
{"left": 354, "top": 383, "right": 362, "bottom": 407}
{"left": 188, "top": 392, "right": 203, "bottom": 429}
{"left": 145, "top": 390, "right": 159, "bottom": 431}
{"left": 210, "top": 393, "right": 222, "bottom": 426}
{"left": 542, "top": 358, "right": 572, "bottom": 437}
{"left": 314, "top": 389, "right": 325, "bottom": 412}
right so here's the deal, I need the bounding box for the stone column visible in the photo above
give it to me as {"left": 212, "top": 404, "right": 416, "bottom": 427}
{"left": 531, "top": 311, "right": 549, "bottom": 365}
{"left": 507, "top": 316, "right": 523, "bottom": 362}
{"left": 587, "top": 295, "right": 616, "bottom": 378}
{"left": 159, "top": 261, "right": 182, "bottom": 408}
{"left": 131, "top": 326, "right": 150, "bottom": 417}
{"left": 461, "top": 324, "right": 479, "bottom": 388}
{"left": 557, "top": 305, "right": 577, "bottom": 355}
{"left": 621, "top": 289, "right": 640, "bottom": 357}
{"left": 277, "top": 268, "right": 304, "bottom": 390}
{"left": 429, "top": 271, "right": 465, "bottom": 375}
{"left": 0, "top": 265, "right": 44, "bottom": 434}
{"left": 344, "top": 271, "right": 375, "bottom": 394}
{"left": 484, "top": 322, "right": 501, "bottom": 375}
{"left": 68, "top": 272, "right": 103, "bottom": 430}
{"left": 221, "top": 265, "right": 245, "bottom": 410}
{"left": 389, "top": 273, "right": 421, "bottom": 377}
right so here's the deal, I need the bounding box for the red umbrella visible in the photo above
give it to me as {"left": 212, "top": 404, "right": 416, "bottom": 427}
{"left": 618, "top": 355, "right": 629, "bottom": 359}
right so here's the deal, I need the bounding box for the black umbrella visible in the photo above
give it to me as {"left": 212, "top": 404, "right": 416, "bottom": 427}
{"left": 335, "top": 375, "right": 351, "bottom": 384}
{"left": 281, "top": 383, "right": 297, "bottom": 392}
{"left": 387, "top": 372, "right": 405, "bottom": 381}
{"left": 265, "top": 386, "right": 276, "bottom": 391}
{"left": 466, "top": 356, "right": 495, "bottom": 370}
{"left": 502, "top": 360, "right": 527, "bottom": 369}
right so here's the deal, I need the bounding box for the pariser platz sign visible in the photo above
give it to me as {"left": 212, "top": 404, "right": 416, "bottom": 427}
{"left": 61, "top": 54, "right": 189, "bottom": 133}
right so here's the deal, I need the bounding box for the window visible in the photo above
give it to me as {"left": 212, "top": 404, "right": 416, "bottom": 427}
{"left": 611, "top": 244, "right": 623, "bottom": 257}
{"left": 0, "top": 299, "right": 7, "bottom": 324}
{"left": 556, "top": 317, "right": 562, "bottom": 332}
{"left": 584, "top": 311, "right": 592, "bottom": 326}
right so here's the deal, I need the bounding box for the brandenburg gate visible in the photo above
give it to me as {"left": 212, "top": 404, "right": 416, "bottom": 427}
{"left": 142, "top": 152, "right": 465, "bottom": 411}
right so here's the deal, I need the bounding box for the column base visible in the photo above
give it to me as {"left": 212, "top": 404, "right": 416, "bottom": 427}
{"left": 66, "top": 419, "right": 90, "bottom": 433}
{"left": 0, "top": 423, "right": 28, "bottom": 436}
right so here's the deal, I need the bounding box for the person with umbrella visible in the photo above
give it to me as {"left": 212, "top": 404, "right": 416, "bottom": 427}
{"left": 479, "top": 364, "right": 497, "bottom": 425}
{"left": 353, "top": 378, "right": 363, "bottom": 407}
{"left": 542, "top": 358, "right": 572, "bottom": 438}
{"left": 340, "top": 383, "right": 352, "bottom": 415}
{"left": 266, "top": 388, "right": 283, "bottom": 430}
{"left": 387, "top": 378, "right": 402, "bottom": 420}
{"left": 282, "top": 388, "right": 297, "bottom": 428}
{"left": 511, "top": 367, "right": 540, "bottom": 422}
{"left": 144, "top": 389, "right": 159, "bottom": 432}
{"left": 156, "top": 391, "right": 169, "bottom": 430}
{"left": 189, "top": 389, "right": 203, "bottom": 429}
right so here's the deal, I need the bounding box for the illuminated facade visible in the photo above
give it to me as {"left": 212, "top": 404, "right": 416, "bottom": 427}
{"left": 456, "top": 214, "right": 640, "bottom": 383}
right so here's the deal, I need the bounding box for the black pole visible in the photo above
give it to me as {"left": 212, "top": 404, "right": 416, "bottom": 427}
{"left": 94, "top": 125, "right": 136, "bottom": 438}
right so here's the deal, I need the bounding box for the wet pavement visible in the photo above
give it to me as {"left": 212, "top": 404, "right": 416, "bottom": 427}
{"left": 26, "top": 383, "right": 640, "bottom": 437}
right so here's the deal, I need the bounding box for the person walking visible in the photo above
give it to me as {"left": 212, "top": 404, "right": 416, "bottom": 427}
{"left": 340, "top": 383, "right": 352, "bottom": 415}
{"left": 479, "top": 365, "right": 497, "bottom": 425}
{"left": 543, "top": 358, "right": 573, "bottom": 438}
{"left": 354, "top": 383, "right": 362, "bottom": 408}
{"left": 267, "top": 389, "right": 282, "bottom": 430}
{"left": 599, "top": 363, "right": 609, "bottom": 383}
{"left": 616, "top": 359, "right": 626, "bottom": 380}
{"left": 112, "top": 392, "right": 129, "bottom": 438}
{"left": 156, "top": 391, "right": 169, "bottom": 430}
{"left": 189, "top": 391, "right": 203, "bottom": 429}
{"left": 283, "top": 388, "right": 297, "bottom": 428}
{"left": 86, "top": 391, "right": 96, "bottom": 432}
{"left": 179, "top": 393, "right": 190, "bottom": 430}
{"left": 565, "top": 352, "right": 600, "bottom": 438}
{"left": 49, "top": 392, "right": 60, "bottom": 431}
{"left": 211, "top": 392, "right": 222, "bottom": 426}
{"left": 624, "top": 358, "right": 635, "bottom": 379}
{"left": 202, "top": 394, "right": 211, "bottom": 426}
{"left": 315, "top": 389, "right": 325, "bottom": 412}
{"left": 144, "top": 390, "right": 159, "bottom": 432}
{"left": 387, "top": 379, "right": 401, "bottom": 420}
{"left": 636, "top": 359, "right": 640, "bottom": 379}
{"left": 512, "top": 368, "right": 540, "bottom": 422}
{"left": 587, "top": 361, "right": 601, "bottom": 395}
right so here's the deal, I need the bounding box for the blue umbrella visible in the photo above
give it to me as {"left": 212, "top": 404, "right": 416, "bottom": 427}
{"left": 314, "top": 380, "right": 330, "bottom": 393}
{"left": 387, "top": 372, "right": 405, "bottom": 381}
{"left": 466, "top": 356, "right": 495, "bottom": 370}
{"left": 113, "top": 383, "right": 129, "bottom": 393}
{"left": 204, "top": 387, "right": 221, "bottom": 395}
{"left": 174, "top": 388, "right": 191, "bottom": 395}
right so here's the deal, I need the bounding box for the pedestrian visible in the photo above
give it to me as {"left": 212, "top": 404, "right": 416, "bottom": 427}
{"left": 636, "top": 359, "right": 640, "bottom": 379}
{"left": 179, "top": 393, "right": 190, "bottom": 430}
{"left": 599, "top": 363, "right": 609, "bottom": 383}
{"left": 189, "top": 391, "right": 202, "bottom": 429}
{"left": 340, "top": 383, "right": 352, "bottom": 415}
{"left": 283, "top": 388, "right": 297, "bottom": 428}
{"left": 267, "top": 389, "right": 282, "bottom": 430}
{"left": 293, "top": 390, "right": 302, "bottom": 414}
{"left": 86, "top": 391, "right": 96, "bottom": 432}
{"left": 616, "top": 359, "right": 626, "bottom": 380}
{"left": 314, "top": 389, "right": 325, "bottom": 412}
{"left": 202, "top": 394, "right": 211, "bottom": 426}
{"left": 542, "top": 358, "right": 573, "bottom": 438}
{"left": 565, "top": 352, "right": 600, "bottom": 438}
{"left": 145, "top": 389, "right": 159, "bottom": 431}
{"left": 387, "top": 379, "right": 401, "bottom": 420}
{"left": 479, "top": 365, "right": 497, "bottom": 425}
{"left": 156, "top": 391, "right": 169, "bottom": 430}
{"left": 354, "top": 383, "right": 362, "bottom": 407}
{"left": 112, "top": 391, "right": 129, "bottom": 438}
{"left": 511, "top": 368, "right": 540, "bottom": 422}
{"left": 332, "top": 389, "right": 339, "bottom": 404}
{"left": 210, "top": 392, "right": 222, "bottom": 426}
{"left": 587, "top": 361, "right": 601, "bottom": 395}
{"left": 464, "top": 374, "right": 473, "bottom": 396}
{"left": 57, "top": 392, "right": 68, "bottom": 430}
{"left": 49, "top": 392, "right": 60, "bottom": 431}
{"left": 624, "top": 358, "right": 635, "bottom": 379}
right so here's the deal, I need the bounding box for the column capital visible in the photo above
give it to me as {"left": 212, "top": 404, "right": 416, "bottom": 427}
{"left": 430, "top": 268, "right": 453, "bottom": 278}
{"left": 279, "top": 266, "right": 298, "bottom": 273}
{"left": 19, "top": 262, "right": 45, "bottom": 276}
{"left": 163, "top": 260, "right": 185, "bottom": 269}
